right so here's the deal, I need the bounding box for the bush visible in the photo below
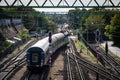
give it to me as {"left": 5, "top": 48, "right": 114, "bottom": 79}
{"left": 18, "top": 29, "right": 30, "bottom": 39}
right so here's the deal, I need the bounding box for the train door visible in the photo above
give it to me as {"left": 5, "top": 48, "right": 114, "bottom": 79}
{"left": 30, "top": 52, "right": 40, "bottom": 66}
{"left": 40, "top": 51, "right": 45, "bottom": 66}
{"left": 32, "top": 53, "right": 39, "bottom": 63}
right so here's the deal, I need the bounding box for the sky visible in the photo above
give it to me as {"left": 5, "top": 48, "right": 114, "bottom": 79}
{"left": 0, "top": 0, "right": 119, "bottom": 12}
{"left": 34, "top": 8, "right": 74, "bottom": 12}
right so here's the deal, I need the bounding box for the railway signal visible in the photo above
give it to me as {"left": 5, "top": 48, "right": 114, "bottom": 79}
{"left": 95, "top": 29, "right": 100, "bottom": 43}
{"left": 105, "top": 41, "right": 108, "bottom": 56}
{"left": 49, "top": 31, "right": 52, "bottom": 43}
{"left": 48, "top": 31, "right": 52, "bottom": 80}
{"left": 48, "top": 31, "right": 52, "bottom": 65}
{"left": 95, "top": 29, "right": 100, "bottom": 80}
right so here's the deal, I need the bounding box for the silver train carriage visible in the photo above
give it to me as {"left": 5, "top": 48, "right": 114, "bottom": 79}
{"left": 26, "top": 33, "right": 69, "bottom": 70}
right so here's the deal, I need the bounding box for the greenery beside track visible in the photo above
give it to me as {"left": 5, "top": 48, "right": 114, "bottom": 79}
{"left": 12, "top": 38, "right": 35, "bottom": 55}
{"left": 68, "top": 8, "right": 120, "bottom": 46}
{"left": 0, "top": 36, "right": 12, "bottom": 54}
{"left": 0, "top": 8, "right": 60, "bottom": 54}
{"left": 77, "top": 40, "right": 97, "bottom": 63}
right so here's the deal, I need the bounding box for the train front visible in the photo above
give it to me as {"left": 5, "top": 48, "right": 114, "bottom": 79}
{"left": 26, "top": 47, "right": 45, "bottom": 70}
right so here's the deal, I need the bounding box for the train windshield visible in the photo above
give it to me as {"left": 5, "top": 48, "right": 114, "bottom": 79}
{"left": 32, "top": 53, "right": 38, "bottom": 63}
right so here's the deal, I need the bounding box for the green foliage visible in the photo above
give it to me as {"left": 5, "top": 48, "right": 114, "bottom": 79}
{"left": 0, "top": 33, "right": 12, "bottom": 53}
{"left": 86, "top": 15, "right": 105, "bottom": 25}
{"left": 105, "top": 25, "right": 115, "bottom": 39}
{"left": 105, "top": 14, "right": 120, "bottom": 45}
{"left": 68, "top": 8, "right": 120, "bottom": 39}
{"left": 48, "top": 14, "right": 67, "bottom": 24}
{"left": 22, "top": 16, "right": 36, "bottom": 30}
{"left": 0, "top": 46, "right": 3, "bottom": 53}
{"left": 44, "top": 16, "right": 57, "bottom": 33}
{"left": 111, "top": 14, "right": 120, "bottom": 26}
{"left": 68, "top": 8, "right": 86, "bottom": 29}
{"left": 18, "top": 29, "right": 30, "bottom": 39}
{"left": 85, "top": 15, "right": 105, "bottom": 29}
{"left": 0, "top": 8, "right": 57, "bottom": 36}
{"left": 84, "top": 15, "right": 105, "bottom": 34}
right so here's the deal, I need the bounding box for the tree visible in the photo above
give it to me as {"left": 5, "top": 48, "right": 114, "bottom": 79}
{"left": 22, "top": 15, "right": 36, "bottom": 30}
{"left": 105, "top": 14, "right": 120, "bottom": 46}
{"left": 85, "top": 15, "right": 105, "bottom": 32}
{"left": 68, "top": 8, "right": 84, "bottom": 29}
{"left": 45, "top": 16, "right": 56, "bottom": 33}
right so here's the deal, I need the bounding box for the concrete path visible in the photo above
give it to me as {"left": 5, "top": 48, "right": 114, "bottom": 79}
{"left": 101, "top": 41, "right": 120, "bottom": 57}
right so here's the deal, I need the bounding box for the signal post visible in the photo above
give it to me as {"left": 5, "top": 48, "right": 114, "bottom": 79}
{"left": 95, "top": 29, "right": 100, "bottom": 80}
{"left": 48, "top": 31, "right": 52, "bottom": 80}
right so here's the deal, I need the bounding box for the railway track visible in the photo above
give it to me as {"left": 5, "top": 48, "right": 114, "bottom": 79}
{"left": 25, "top": 71, "right": 42, "bottom": 80}
{"left": 66, "top": 49, "right": 73, "bottom": 80}
{"left": 0, "top": 57, "right": 25, "bottom": 80}
{"left": 69, "top": 39, "right": 86, "bottom": 80}
{"left": 79, "top": 35, "right": 120, "bottom": 77}
{"left": 0, "top": 39, "right": 38, "bottom": 80}
{"left": 65, "top": 38, "right": 86, "bottom": 80}
{"left": 75, "top": 54, "right": 120, "bottom": 80}
{"left": 99, "top": 44, "right": 120, "bottom": 66}
{"left": 24, "top": 68, "right": 49, "bottom": 80}
{"left": 70, "top": 38, "right": 120, "bottom": 80}
{"left": 90, "top": 44, "right": 120, "bottom": 74}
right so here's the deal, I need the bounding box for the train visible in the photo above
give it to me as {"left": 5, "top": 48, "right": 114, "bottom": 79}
{"left": 26, "top": 32, "right": 69, "bottom": 70}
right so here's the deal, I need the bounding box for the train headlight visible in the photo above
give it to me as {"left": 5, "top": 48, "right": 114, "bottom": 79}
{"left": 27, "top": 60, "right": 30, "bottom": 64}
{"left": 27, "top": 60, "right": 30, "bottom": 62}
{"left": 36, "top": 65, "right": 39, "bottom": 67}
{"left": 41, "top": 60, "right": 44, "bottom": 67}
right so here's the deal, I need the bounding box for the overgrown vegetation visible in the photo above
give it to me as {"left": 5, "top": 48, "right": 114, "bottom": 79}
{"left": 0, "top": 8, "right": 57, "bottom": 33}
{"left": 0, "top": 8, "right": 57, "bottom": 54}
{"left": 105, "top": 14, "right": 120, "bottom": 46}
{"left": 18, "top": 29, "right": 30, "bottom": 40}
{"left": 68, "top": 8, "right": 120, "bottom": 46}
{"left": 77, "top": 40, "right": 97, "bottom": 62}
{"left": 0, "top": 33, "right": 11, "bottom": 53}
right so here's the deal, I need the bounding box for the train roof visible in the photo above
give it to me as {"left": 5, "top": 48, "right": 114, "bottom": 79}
{"left": 27, "top": 33, "right": 66, "bottom": 53}
{"left": 52, "top": 33, "right": 65, "bottom": 42}
{"left": 28, "top": 37, "right": 49, "bottom": 52}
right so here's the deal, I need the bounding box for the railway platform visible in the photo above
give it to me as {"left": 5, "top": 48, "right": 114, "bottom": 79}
{"left": 101, "top": 41, "right": 120, "bottom": 58}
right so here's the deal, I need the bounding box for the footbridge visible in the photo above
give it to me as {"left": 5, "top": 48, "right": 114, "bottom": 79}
{"left": 0, "top": 0, "right": 120, "bottom": 8}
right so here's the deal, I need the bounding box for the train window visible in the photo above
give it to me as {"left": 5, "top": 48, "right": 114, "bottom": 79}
{"left": 41, "top": 52, "right": 44, "bottom": 60}
{"left": 26, "top": 52, "right": 30, "bottom": 60}
{"left": 32, "top": 53, "right": 38, "bottom": 63}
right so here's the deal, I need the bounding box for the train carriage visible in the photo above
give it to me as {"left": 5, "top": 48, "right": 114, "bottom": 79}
{"left": 26, "top": 33, "right": 69, "bottom": 70}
